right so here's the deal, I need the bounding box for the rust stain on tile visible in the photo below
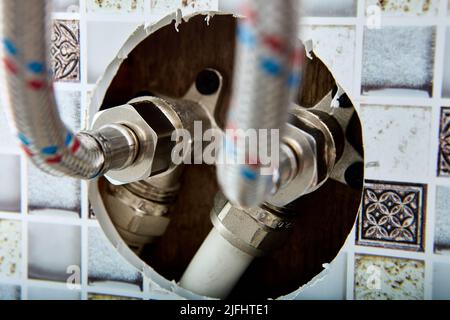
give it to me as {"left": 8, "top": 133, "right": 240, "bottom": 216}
{"left": 369, "top": 0, "right": 438, "bottom": 15}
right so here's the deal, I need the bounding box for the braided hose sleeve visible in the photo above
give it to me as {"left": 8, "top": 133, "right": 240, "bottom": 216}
{"left": 217, "top": 0, "right": 302, "bottom": 208}
{"left": 0, "top": 0, "right": 105, "bottom": 179}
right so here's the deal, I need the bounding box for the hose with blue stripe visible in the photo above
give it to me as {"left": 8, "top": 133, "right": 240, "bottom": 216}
{"left": 0, "top": 0, "right": 106, "bottom": 179}
{"left": 217, "top": 0, "right": 302, "bottom": 208}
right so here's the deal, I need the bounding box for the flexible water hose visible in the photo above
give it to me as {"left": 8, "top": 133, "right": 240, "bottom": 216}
{"left": 217, "top": 0, "right": 301, "bottom": 208}
{"left": 0, "top": 0, "right": 105, "bottom": 179}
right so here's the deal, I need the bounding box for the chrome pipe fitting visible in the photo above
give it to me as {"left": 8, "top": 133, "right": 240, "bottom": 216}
{"left": 86, "top": 124, "right": 139, "bottom": 174}
{"left": 210, "top": 193, "right": 293, "bottom": 257}
{"left": 102, "top": 181, "right": 172, "bottom": 254}
{"left": 92, "top": 95, "right": 212, "bottom": 185}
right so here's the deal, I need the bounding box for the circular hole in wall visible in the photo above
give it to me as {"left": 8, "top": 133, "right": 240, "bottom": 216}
{"left": 90, "top": 14, "right": 364, "bottom": 299}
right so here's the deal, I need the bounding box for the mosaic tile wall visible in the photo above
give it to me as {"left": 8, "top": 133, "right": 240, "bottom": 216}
{"left": 0, "top": 0, "right": 449, "bottom": 300}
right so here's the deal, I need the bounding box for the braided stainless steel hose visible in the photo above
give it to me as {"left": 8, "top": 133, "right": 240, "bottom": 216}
{"left": 217, "top": 0, "right": 302, "bottom": 208}
{"left": 0, "top": 0, "right": 108, "bottom": 179}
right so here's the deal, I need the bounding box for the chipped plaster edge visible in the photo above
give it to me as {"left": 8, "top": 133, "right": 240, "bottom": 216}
{"left": 87, "top": 10, "right": 361, "bottom": 300}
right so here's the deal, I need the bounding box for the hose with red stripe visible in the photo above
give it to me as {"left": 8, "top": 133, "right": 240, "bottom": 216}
{"left": 216, "top": 0, "right": 302, "bottom": 208}
{"left": 0, "top": 0, "right": 106, "bottom": 179}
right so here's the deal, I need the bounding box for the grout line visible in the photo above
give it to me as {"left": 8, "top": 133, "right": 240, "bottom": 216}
{"left": 353, "top": 0, "right": 365, "bottom": 98}
{"left": 79, "top": 0, "right": 89, "bottom": 301}
{"left": 80, "top": 223, "right": 89, "bottom": 300}
{"left": 345, "top": 0, "right": 366, "bottom": 300}
{"left": 346, "top": 250, "right": 355, "bottom": 300}
{"left": 0, "top": 212, "right": 21, "bottom": 220}
{"left": 423, "top": 181, "right": 437, "bottom": 300}
{"left": 19, "top": 154, "right": 28, "bottom": 300}
{"left": 357, "top": 95, "right": 434, "bottom": 107}
{"left": 301, "top": 17, "right": 358, "bottom": 26}
{"left": 0, "top": 276, "right": 21, "bottom": 286}
{"left": 51, "top": 12, "right": 81, "bottom": 21}
{"left": 85, "top": 12, "right": 147, "bottom": 23}
{"left": 432, "top": 0, "right": 448, "bottom": 99}
{"left": 438, "top": 98, "right": 450, "bottom": 106}
{"left": 354, "top": 245, "right": 428, "bottom": 260}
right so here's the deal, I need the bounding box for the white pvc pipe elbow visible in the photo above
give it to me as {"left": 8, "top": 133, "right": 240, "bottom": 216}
{"left": 179, "top": 228, "right": 254, "bottom": 299}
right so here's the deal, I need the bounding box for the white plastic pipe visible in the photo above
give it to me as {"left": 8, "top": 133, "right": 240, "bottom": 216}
{"left": 179, "top": 228, "right": 254, "bottom": 299}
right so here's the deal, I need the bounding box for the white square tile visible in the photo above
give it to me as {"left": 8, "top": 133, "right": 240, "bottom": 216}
{"left": 365, "top": 0, "right": 439, "bottom": 17}
{"left": 0, "top": 107, "right": 19, "bottom": 154}
{"left": 360, "top": 105, "right": 432, "bottom": 181}
{"left": 87, "top": 21, "right": 140, "bottom": 84}
{"left": 28, "top": 162, "right": 81, "bottom": 213}
{"left": 0, "top": 220, "right": 21, "bottom": 278}
{"left": 28, "top": 222, "right": 81, "bottom": 282}
{"left": 88, "top": 227, "right": 142, "bottom": 285}
{"left": 301, "top": 0, "right": 357, "bottom": 17}
{"left": 300, "top": 26, "right": 356, "bottom": 93}
{"left": 51, "top": 0, "right": 80, "bottom": 13}
{"left": 180, "top": 0, "right": 218, "bottom": 16}
{"left": 433, "top": 262, "right": 450, "bottom": 299}
{"left": 55, "top": 90, "right": 81, "bottom": 131}
{"left": 0, "top": 154, "right": 21, "bottom": 213}
{"left": 28, "top": 287, "right": 81, "bottom": 300}
{"left": 86, "top": 0, "right": 144, "bottom": 13}
{"left": 443, "top": 28, "right": 450, "bottom": 98}
{"left": 435, "top": 186, "right": 450, "bottom": 255}
{"left": 0, "top": 284, "right": 20, "bottom": 300}
{"left": 150, "top": 0, "right": 181, "bottom": 18}
{"left": 361, "top": 27, "right": 435, "bottom": 97}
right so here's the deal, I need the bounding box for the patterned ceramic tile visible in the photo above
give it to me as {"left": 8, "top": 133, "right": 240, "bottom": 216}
{"left": 434, "top": 186, "right": 450, "bottom": 254}
{"left": 88, "top": 227, "right": 142, "bottom": 285}
{"left": 360, "top": 105, "right": 431, "bottom": 181}
{"left": 86, "top": 0, "right": 144, "bottom": 13}
{"left": 0, "top": 154, "right": 21, "bottom": 213}
{"left": 51, "top": 20, "right": 80, "bottom": 82}
{"left": 361, "top": 26, "right": 435, "bottom": 97}
{"left": 0, "top": 285, "right": 20, "bottom": 300}
{"left": 438, "top": 107, "right": 450, "bottom": 177}
{"left": 28, "top": 222, "right": 81, "bottom": 282}
{"left": 300, "top": 26, "right": 356, "bottom": 93}
{"left": 0, "top": 220, "right": 21, "bottom": 278}
{"left": 356, "top": 180, "right": 426, "bottom": 251}
{"left": 366, "top": 0, "right": 439, "bottom": 16}
{"left": 354, "top": 254, "right": 424, "bottom": 300}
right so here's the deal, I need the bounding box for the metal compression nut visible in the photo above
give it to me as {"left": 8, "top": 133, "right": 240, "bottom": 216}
{"left": 102, "top": 182, "right": 172, "bottom": 254}
{"left": 210, "top": 194, "right": 294, "bottom": 257}
{"left": 92, "top": 98, "right": 180, "bottom": 184}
